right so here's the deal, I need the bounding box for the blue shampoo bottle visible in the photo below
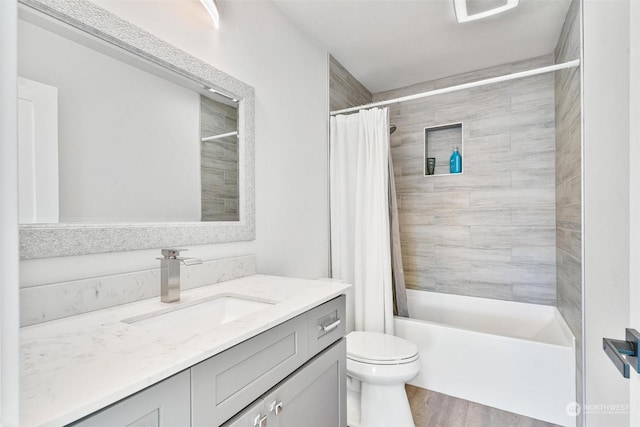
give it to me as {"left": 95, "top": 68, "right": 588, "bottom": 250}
{"left": 450, "top": 146, "right": 462, "bottom": 174}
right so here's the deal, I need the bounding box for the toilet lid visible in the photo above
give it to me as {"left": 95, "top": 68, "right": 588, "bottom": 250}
{"left": 347, "top": 331, "right": 419, "bottom": 365}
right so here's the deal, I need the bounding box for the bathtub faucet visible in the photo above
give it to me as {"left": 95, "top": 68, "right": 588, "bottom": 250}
{"left": 157, "top": 248, "right": 202, "bottom": 303}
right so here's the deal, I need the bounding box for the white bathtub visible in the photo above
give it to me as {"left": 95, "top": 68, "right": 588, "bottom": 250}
{"left": 394, "top": 289, "right": 576, "bottom": 427}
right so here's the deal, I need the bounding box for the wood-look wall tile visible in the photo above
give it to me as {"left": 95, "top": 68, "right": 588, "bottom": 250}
{"left": 470, "top": 188, "right": 555, "bottom": 209}
{"left": 371, "top": 56, "right": 558, "bottom": 305}
{"left": 395, "top": 158, "right": 426, "bottom": 176}
{"left": 404, "top": 270, "right": 437, "bottom": 289}
{"left": 512, "top": 283, "right": 556, "bottom": 305}
{"left": 510, "top": 227, "right": 556, "bottom": 247}
{"left": 556, "top": 174, "right": 581, "bottom": 206}
{"left": 436, "top": 244, "right": 512, "bottom": 263}
{"left": 557, "top": 248, "right": 582, "bottom": 291}
{"left": 556, "top": 227, "right": 581, "bottom": 260}
{"left": 556, "top": 203, "right": 581, "bottom": 231}
{"left": 435, "top": 281, "right": 515, "bottom": 301}
{"left": 394, "top": 175, "right": 435, "bottom": 193}
{"left": 512, "top": 246, "right": 557, "bottom": 265}
{"left": 399, "top": 212, "right": 436, "bottom": 226}
{"left": 402, "top": 192, "right": 471, "bottom": 210}
{"left": 470, "top": 226, "right": 513, "bottom": 248}
{"left": 401, "top": 242, "right": 436, "bottom": 259}
{"left": 401, "top": 225, "right": 471, "bottom": 244}
{"left": 472, "top": 261, "right": 556, "bottom": 286}
{"left": 510, "top": 53, "right": 555, "bottom": 72}
{"left": 505, "top": 147, "right": 556, "bottom": 172}
{"left": 557, "top": 263, "right": 582, "bottom": 336}
{"left": 432, "top": 96, "right": 510, "bottom": 123}
{"left": 511, "top": 169, "right": 556, "bottom": 190}
{"left": 466, "top": 116, "right": 512, "bottom": 138}
{"left": 432, "top": 207, "right": 512, "bottom": 226}
{"left": 329, "top": 55, "right": 372, "bottom": 111}
{"left": 511, "top": 207, "right": 556, "bottom": 227}
{"left": 392, "top": 141, "right": 424, "bottom": 162}
{"left": 433, "top": 171, "right": 511, "bottom": 192}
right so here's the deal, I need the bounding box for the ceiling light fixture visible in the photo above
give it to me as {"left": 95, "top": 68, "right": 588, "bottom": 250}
{"left": 453, "top": 0, "right": 519, "bottom": 23}
{"left": 199, "top": 0, "right": 220, "bottom": 28}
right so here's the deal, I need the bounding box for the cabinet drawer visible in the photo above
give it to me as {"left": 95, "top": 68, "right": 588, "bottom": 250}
{"left": 191, "top": 314, "right": 309, "bottom": 426}
{"left": 306, "top": 295, "right": 346, "bottom": 357}
{"left": 222, "top": 338, "right": 347, "bottom": 427}
{"left": 69, "top": 370, "right": 190, "bottom": 427}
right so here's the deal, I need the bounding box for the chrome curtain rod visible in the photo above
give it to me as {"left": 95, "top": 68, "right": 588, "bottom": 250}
{"left": 201, "top": 131, "right": 239, "bottom": 142}
{"left": 330, "top": 59, "right": 580, "bottom": 116}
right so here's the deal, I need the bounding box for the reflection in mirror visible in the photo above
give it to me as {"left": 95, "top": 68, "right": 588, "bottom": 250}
{"left": 18, "top": 13, "right": 239, "bottom": 224}
{"left": 200, "top": 96, "right": 239, "bottom": 221}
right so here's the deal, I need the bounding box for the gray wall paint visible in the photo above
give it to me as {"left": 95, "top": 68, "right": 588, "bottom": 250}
{"left": 329, "top": 55, "right": 372, "bottom": 112}
{"left": 554, "top": 0, "right": 583, "bottom": 425}
{"left": 373, "top": 55, "right": 557, "bottom": 306}
{"left": 200, "top": 97, "right": 239, "bottom": 221}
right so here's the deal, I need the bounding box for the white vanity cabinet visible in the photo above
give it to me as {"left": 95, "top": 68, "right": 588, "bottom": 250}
{"left": 70, "top": 370, "right": 191, "bottom": 427}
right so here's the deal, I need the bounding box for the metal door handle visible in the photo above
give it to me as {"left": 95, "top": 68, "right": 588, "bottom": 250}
{"left": 603, "top": 328, "right": 640, "bottom": 378}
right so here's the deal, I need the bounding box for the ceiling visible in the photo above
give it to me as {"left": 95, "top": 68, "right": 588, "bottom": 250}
{"left": 272, "top": 0, "right": 572, "bottom": 93}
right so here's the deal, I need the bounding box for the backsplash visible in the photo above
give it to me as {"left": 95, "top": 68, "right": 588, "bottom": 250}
{"left": 20, "top": 255, "right": 256, "bottom": 327}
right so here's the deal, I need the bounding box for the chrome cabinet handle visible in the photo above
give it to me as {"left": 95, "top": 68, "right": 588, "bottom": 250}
{"left": 270, "top": 400, "right": 284, "bottom": 415}
{"left": 317, "top": 319, "right": 341, "bottom": 333}
{"left": 253, "top": 414, "right": 267, "bottom": 427}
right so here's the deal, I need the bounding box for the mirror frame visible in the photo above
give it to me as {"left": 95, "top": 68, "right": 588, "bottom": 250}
{"left": 18, "top": 0, "right": 255, "bottom": 259}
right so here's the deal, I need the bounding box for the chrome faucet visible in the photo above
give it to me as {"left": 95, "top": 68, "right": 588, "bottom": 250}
{"left": 158, "top": 248, "right": 202, "bottom": 303}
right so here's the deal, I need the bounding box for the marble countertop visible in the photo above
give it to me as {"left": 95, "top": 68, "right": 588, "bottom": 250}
{"left": 20, "top": 274, "right": 350, "bottom": 427}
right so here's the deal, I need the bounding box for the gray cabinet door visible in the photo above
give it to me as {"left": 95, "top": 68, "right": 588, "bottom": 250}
{"left": 222, "top": 400, "right": 265, "bottom": 427}
{"left": 265, "top": 338, "right": 346, "bottom": 427}
{"left": 191, "top": 314, "right": 309, "bottom": 426}
{"left": 70, "top": 370, "right": 190, "bottom": 427}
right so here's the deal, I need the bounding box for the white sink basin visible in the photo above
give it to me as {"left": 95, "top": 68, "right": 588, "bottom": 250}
{"left": 123, "top": 295, "right": 275, "bottom": 330}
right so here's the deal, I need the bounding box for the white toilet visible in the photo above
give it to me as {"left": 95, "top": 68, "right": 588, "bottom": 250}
{"left": 346, "top": 331, "right": 420, "bottom": 427}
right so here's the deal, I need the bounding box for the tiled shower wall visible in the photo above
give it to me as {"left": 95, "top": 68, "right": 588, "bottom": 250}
{"left": 554, "top": 0, "right": 583, "bottom": 424}
{"left": 329, "top": 55, "right": 372, "bottom": 111}
{"left": 373, "top": 55, "right": 557, "bottom": 305}
{"left": 200, "top": 96, "right": 239, "bottom": 221}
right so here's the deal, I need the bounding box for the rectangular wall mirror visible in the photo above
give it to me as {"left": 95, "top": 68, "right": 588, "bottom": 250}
{"left": 18, "top": 0, "right": 255, "bottom": 259}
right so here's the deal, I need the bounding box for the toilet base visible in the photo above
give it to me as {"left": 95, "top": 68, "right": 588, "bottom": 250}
{"left": 347, "top": 380, "right": 415, "bottom": 427}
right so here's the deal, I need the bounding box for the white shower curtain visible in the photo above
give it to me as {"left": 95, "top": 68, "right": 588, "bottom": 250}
{"left": 330, "top": 107, "right": 394, "bottom": 334}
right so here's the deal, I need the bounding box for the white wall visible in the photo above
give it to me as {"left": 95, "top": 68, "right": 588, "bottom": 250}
{"left": 20, "top": 0, "right": 329, "bottom": 286}
{"left": 1, "top": 0, "right": 20, "bottom": 424}
{"left": 583, "top": 0, "right": 630, "bottom": 425}
{"left": 19, "top": 20, "right": 202, "bottom": 223}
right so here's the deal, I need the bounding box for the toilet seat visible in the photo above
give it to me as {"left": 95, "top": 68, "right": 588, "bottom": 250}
{"left": 347, "top": 331, "right": 419, "bottom": 365}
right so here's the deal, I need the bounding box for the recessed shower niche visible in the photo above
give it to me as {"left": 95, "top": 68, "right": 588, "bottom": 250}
{"left": 423, "top": 122, "right": 463, "bottom": 177}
